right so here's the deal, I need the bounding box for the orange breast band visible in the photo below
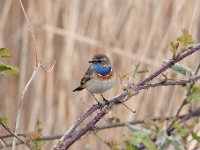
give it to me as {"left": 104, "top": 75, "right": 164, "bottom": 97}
{"left": 96, "top": 69, "right": 114, "bottom": 80}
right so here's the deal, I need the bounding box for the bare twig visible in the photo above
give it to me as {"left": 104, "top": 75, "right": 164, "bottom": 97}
{"left": 0, "top": 134, "right": 25, "bottom": 139}
{"left": 120, "top": 102, "right": 136, "bottom": 114}
{"left": 95, "top": 115, "right": 182, "bottom": 130}
{"left": 0, "top": 123, "right": 28, "bottom": 148}
{"left": 12, "top": 0, "right": 40, "bottom": 149}
{"left": 13, "top": 1, "right": 56, "bottom": 149}
{"left": 17, "top": 0, "right": 38, "bottom": 66}
{"left": 12, "top": 65, "right": 41, "bottom": 150}
{"left": 137, "top": 75, "right": 200, "bottom": 90}
{"left": 0, "top": 138, "right": 7, "bottom": 150}
{"left": 0, "top": 134, "right": 63, "bottom": 149}
{"left": 53, "top": 43, "right": 200, "bottom": 149}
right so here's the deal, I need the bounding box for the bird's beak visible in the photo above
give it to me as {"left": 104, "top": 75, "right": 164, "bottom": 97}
{"left": 88, "top": 60, "right": 93, "bottom": 63}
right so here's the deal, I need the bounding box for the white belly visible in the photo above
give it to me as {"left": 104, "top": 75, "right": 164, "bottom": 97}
{"left": 86, "top": 76, "right": 116, "bottom": 93}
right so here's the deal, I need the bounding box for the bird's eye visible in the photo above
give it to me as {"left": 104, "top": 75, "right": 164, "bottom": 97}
{"left": 94, "top": 59, "right": 101, "bottom": 63}
{"left": 95, "top": 59, "right": 102, "bottom": 63}
{"left": 97, "top": 60, "right": 102, "bottom": 63}
{"left": 100, "top": 58, "right": 106, "bottom": 62}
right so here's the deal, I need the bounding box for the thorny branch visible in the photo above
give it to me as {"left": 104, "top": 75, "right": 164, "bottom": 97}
{"left": 52, "top": 43, "right": 200, "bottom": 149}
{"left": 2, "top": 106, "right": 200, "bottom": 149}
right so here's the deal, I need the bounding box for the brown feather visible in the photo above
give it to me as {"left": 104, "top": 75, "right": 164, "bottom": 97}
{"left": 73, "top": 65, "right": 93, "bottom": 92}
{"left": 80, "top": 66, "right": 93, "bottom": 85}
{"left": 72, "top": 86, "right": 84, "bottom": 92}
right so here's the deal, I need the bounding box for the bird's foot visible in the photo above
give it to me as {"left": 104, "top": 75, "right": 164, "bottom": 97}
{"left": 91, "top": 94, "right": 104, "bottom": 109}
{"left": 116, "top": 100, "right": 122, "bottom": 104}
{"left": 101, "top": 94, "right": 110, "bottom": 105}
{"left": 97, "top": 101, "right": 104, "bottom": 109}
{"left": 103, "top": 98, "right": 110, "bottom": 105}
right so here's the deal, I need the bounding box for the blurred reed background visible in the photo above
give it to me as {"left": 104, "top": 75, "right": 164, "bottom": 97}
{"left": 0, "top": 0, "right": 200, "bottom": 149}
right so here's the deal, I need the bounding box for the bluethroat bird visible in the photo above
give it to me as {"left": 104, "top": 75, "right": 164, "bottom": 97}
{"left": 73, "top": 54, "right": 116, "bottom": 106}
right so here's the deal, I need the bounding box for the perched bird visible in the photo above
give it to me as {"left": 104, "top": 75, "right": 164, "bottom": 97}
{"left": 73, "top": 54, "right": 116, "bottom": 105}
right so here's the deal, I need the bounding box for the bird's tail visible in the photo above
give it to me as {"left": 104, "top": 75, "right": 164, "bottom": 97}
{"left": 72, "top": 86, "right": 84, "bottom": 92}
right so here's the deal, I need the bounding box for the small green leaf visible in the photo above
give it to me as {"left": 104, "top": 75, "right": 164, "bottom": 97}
{"left": 171, "top": 63, "right": 194, "bottom": 76}
{"left": 163, "top": 60, "right": 194, "bottom": 76}
{"left": 188, "top": 86, "right": 200, "bottom": 101}
{"left": 0, "top": 117, "right": 8, "bottom": 124}
{"left": 191, "top": 132, "right": 200, "bottom": 142}
{"left": 30, "top": 140, "right": 45, "bottom": 150}
{"left": 170, "top": 42, "right": 179, "bottom": 50}
{"left": 143, "top": 139, "right": 157, "bottom": 150}
{"left": 170, "top": 42, "right": 179, "bottom": 58}
{"left": 145, "top": 120, "right": 162, "bottom": 130}
{"left": 27, "top": 130, "right": 45, "bottom": 150}
{"left": 127, "top": 134, "right": 143, "bottom": 146}
{"left": 156, "top": 130, "right": 170, "bottom": 149}
{"left": 126, "top": 123, "right": 152, "bottom": 137}
{"left": 177, "top": 29, "right": 194, "bottom": 45}
{"left": 126, "top": 124, "right": 152, "bottom": 146}
{"left": 0, "top": 64, "right": 19, "bottom": 74}
{"left": 170, "top": 137, "right": 184, "bottom": 150}
{"left": 173, "top": 123, "right": 189, "bottom": 137}
{"left": 117, "top": 73, "right": 127, "bottom": 79}
{"left": 125, "top": 144, "right": 137, "bottom": 150}
{"left": 0, "top": 48, "right": 11, "bottom": 57}
{"left": 177, "top": 37, "right": 186, "bottom": 43}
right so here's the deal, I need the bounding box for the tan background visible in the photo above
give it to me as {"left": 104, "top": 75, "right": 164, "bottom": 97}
{"left": 0, "top": 0, "right": 200, "bottom": 149}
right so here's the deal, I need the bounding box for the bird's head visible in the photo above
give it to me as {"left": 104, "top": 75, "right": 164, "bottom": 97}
{"left": 89, "top": 54, "right": 112, "bottom": 76}
{"left": 88, "top": 54, "right": 111, "bottom": 66}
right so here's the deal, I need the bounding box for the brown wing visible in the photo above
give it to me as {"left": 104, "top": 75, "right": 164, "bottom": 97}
{"left": 73, "top": 66, "right": 94, "bottom": 92}
{"left": 80, "top": 66, "right": 93, "bottom": 85}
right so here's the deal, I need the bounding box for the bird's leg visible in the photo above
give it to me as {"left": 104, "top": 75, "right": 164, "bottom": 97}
{"left": 91, "top": 94, "right": 104, "bottom": 109}
{"left": 101, "top": 94, "right": 110, "bottom": 105}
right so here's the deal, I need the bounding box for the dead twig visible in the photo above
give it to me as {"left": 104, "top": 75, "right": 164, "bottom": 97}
{"left": 12, "top": 0, "right": 40, "bottom": 149}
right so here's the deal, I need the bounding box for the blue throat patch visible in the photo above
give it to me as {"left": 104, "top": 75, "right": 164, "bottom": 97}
{"left": 92, "top": 63, "right": 111, "bottom": 76}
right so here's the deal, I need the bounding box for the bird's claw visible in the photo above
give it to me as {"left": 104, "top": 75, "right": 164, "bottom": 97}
{"left": 97, "top": 102, "right": 104, "bottom": 109}
{"left": 103, "top": 98, "right": 110, "bottom": 105}
{"left": 101, "top": 95, "right": 110, "bottom": 105}
{"left": 116, "top": 100, "right": 122, "bottom": 104}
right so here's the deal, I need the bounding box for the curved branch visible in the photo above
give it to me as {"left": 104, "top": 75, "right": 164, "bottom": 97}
{"left": 0, "top": 123, "right": 27, "bottom": 147}
{"left": 13, "top": 0, "right": 40, "bottom": 150}
{"left": 2, "top": 106, "right": 200, "bottom": 149}
{"left": 52, "top": 43, "right": 200, "bottom": 149}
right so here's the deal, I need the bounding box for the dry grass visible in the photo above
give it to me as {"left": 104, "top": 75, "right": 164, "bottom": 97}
{"left": 0, "top": 0, "right": 200, "bottom": 149}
